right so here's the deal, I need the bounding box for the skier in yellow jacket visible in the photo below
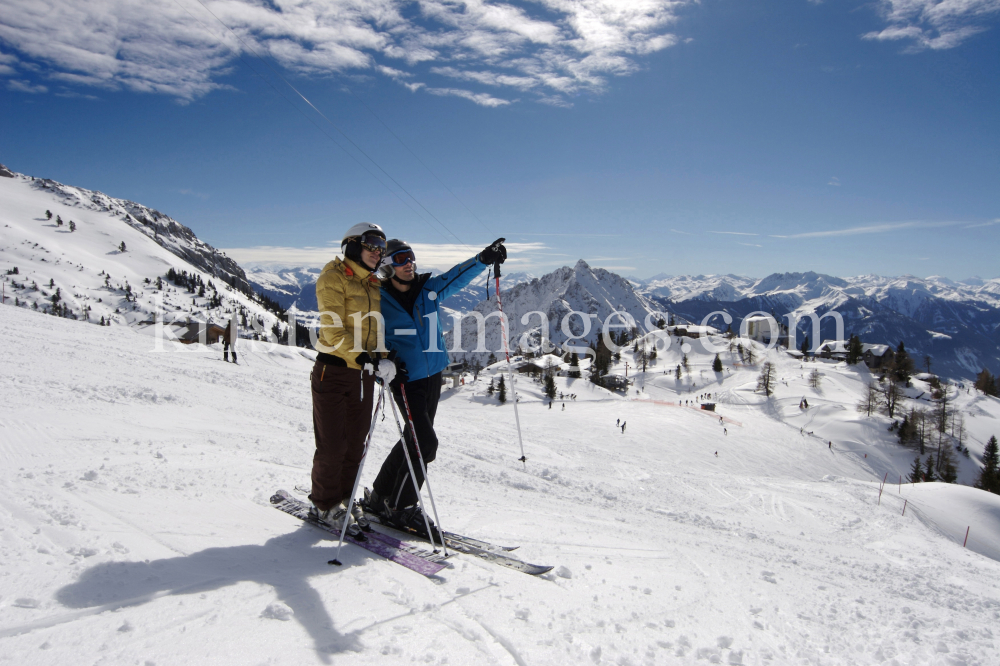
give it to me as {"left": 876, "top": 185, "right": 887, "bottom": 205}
{"left": 309, "top": 222, "right": 398, "bottom": 531}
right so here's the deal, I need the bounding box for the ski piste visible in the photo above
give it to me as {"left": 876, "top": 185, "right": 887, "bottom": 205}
{"left": 269, "top": 490, "right": 449, "bottom": 577}
{"left": 361, "top": 491, "right": 553, "bottom": 576}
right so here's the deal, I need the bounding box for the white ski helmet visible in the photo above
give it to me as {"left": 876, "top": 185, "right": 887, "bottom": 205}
{"left": 341, "top": 222, "right": 385, "bottom": 252}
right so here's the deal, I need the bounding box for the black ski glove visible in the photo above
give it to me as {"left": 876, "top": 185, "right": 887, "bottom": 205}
{"left": 479, "top": 238, "right": 507, "bottom": 266}
{"left": 391, "top": 358, "right": 409, "bottom": 387}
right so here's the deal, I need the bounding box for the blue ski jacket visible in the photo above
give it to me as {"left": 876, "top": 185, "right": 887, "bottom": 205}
{"left": 381, "top": 255, "right": 488, "bottom": 382}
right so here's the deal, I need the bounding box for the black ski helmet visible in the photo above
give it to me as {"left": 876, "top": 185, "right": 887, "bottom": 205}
{"left": 386, "top": 239, "right": 412, "bottom": 257}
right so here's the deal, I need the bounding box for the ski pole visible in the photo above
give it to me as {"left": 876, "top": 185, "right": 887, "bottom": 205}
{"left": 329, "top": 380, "right": 384, "bottom": 567}
{"left": 491, "top": 240, "right": 527, "bottom": 469}
{"left": 399, "top": 383, "right": 448, "bottom": 556}
{"left": 386, "top": 386, "right": 445, "bottom": 554}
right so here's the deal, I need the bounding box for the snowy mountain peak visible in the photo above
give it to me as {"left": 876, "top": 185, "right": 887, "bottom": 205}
{"left": 446, "top": 258, "right": 660, "bottom": 361}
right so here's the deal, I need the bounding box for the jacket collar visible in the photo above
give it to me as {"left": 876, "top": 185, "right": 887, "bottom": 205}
{"left": 341, "top": 256, "right": 375, "bottom": 280}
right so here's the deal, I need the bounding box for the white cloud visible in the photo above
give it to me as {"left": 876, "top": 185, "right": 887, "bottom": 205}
{"left": 426, "top": 86, "right": 513, "bottom": 106}
{"left": 828, "top": 176, "right": 841, "bottom": 186}
{"left": 708, "top": 230, "right": 758, "bottom": 236}
{"left": 222, "top": 241, "right": 550, "bottom": 272}
{"left": 7, "top": 78, "right": 47, "bottom": 93}
{"left": 0, "top": 0, "right": 693, "bottom": 104}
{"left": 779, "top": 220, "right": 960, "bottom": 239}
{"left": 863, "top": 0, "right": 1000, "bottom": 51}
{"left": 964, "top": 219, "right": 1000, "bottom": 228}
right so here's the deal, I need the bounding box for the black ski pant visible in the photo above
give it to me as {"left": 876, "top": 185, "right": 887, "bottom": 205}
{"left": 373, "top": 372, "right": 442, "bottom": 510}
{"left": 309, "top": 360, "right": 375, "bottom": 512}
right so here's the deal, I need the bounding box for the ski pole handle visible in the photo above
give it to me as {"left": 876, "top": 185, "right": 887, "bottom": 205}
{"left": 491, "top": 237, "right": 505, "bottom": 278}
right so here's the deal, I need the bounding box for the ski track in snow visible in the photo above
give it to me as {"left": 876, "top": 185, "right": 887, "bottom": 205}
{"left": 2, "top": 304, "right": 1000, "bottom": 665}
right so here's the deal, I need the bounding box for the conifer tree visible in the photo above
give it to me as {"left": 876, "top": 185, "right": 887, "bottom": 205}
{"left": 568, "top": 352, "right": 580, "bottom": 378}
{"left": 56, "top": 215, "right": 63, "bottom": 226}
{"left": 68, "top": 220, "right": 76, "bottom": 232}
{"left": 846, "top": 334, "right": 863, "bottom": 365}
{"left": 119, "top": 241, "right": 127, "bottom": 252}
{"left": 498, "top": 375, "right": 507, "bottom": 404}
{"left": 488, "top": 352, "right": 497, "bottom": 366}
{"left": 938, "top": 445, "right": 958, "bottom": 483}
{"left": 975, "top": 369, "right": 999, "bottom": 397}
{"left": 544, "top": 373, "right": 557, "bottom": 400}
{"left": 893, "top": 341, "right": 913, "bottom": 382}
{"left": 973, "top": 435, "right": 1000, "bottom": 493}
{"left": 487, "top": 379, "right": 495, "bottom": 396}
{"left": 923, "top": 456, "right": 937, "bottom": 482}
{"left": 908, "top": 455, "right": 923, "bottom": 483}
{"left": 712, "top": 354, "right": 723, "bottom": 372}
{"left": 45, "top": 210, "right": 52, "bottom": 220}
{"left": 800, "top": 335, "right": 810, "bottom": 357}
{"left": 675, "top": 364, "right": 682, "bottom": 381}
{"left": 975, "top": 435, "right": 1000, "bottom": 494}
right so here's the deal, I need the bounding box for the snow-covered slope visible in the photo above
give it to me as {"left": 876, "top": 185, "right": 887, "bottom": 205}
{"left": 447, "top": 259, "right": 660, "bottom": 363}
{"left": 3, "top": 302, "right": 1000, "bottom": 665}
{"left": 0, "top": 164, "right": 284, "bottom": 337}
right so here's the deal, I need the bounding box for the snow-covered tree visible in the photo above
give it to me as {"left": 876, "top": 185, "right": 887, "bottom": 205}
{"left": 809, "top": 369, "right": 822, "bottom": 389}
{"left": 712, "top": 354, "right": 723, "bottom": 373}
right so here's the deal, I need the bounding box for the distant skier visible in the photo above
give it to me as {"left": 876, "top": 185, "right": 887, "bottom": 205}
{"left": 562, "top": 403, "right": 565, "bottom": 411}
{"left": 364, "top": 238, "right": 504, "bottom": 538}
{"left": 222, "top": 316, "right": 238, "bottom": 364}
{"left": 621, "top": 421, "right": 626, "bottom": 433}
{"left": 308, "top": 223, "right": 396, "bottom": 532}
{"left": 616, "top": 418, "right": 620, "bottom": 427}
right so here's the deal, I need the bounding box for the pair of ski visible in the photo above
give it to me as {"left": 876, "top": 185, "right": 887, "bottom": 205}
{"left": 270, "top": 490, "right": 551, "bottom": 577}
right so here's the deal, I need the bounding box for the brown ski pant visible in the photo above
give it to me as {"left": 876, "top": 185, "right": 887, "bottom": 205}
{"left": 309, "top": 361, "right": 375, "bottom": 511}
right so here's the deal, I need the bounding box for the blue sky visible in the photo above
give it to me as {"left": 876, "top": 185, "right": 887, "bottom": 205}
{"left": 1, "top": 0, "right": 998, "bottom": 279}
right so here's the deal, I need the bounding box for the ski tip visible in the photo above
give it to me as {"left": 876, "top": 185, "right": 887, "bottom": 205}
{"left": 328, "top": 559, "right": 342, "bottom": 566}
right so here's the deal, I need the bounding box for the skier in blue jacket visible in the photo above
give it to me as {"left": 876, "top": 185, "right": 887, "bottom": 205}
{"left": 364, "top": 238, "right": 506, "bottom": 537}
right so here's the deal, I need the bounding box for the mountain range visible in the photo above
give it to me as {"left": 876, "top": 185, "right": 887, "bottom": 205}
{"left": 629, "top": 272, "right": 1000, "bottom": 380}
{"left": 2, "top": 163, "right": 996, "bottom": 380}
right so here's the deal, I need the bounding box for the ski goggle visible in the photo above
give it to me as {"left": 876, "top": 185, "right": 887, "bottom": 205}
{"left": 358, "top": 233, "right": 386, "bottom": 255}
{"left": 389, "top": 249, "right": 416, "bottom": 266}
